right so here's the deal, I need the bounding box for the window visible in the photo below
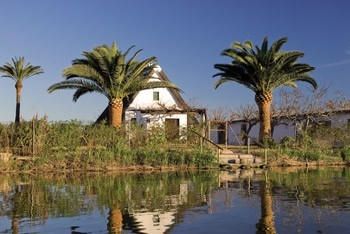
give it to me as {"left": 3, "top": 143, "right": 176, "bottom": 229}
{"left": 153, "top": 91, "right": 160, "bottom": 101}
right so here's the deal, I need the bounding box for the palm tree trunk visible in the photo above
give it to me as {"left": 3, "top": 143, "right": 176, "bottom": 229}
{"left": 108, "top": 208, "right": 123, "bottom": 234}
{"left": 11, "top": 185, "right": 20, "bottom": 234}
{"left": 256, "top": 176, "right": 276, "bottom": 234}
{"left": 15, "top": 81, "right": 23, "bottom": 124}
{"left": 255, "top": 92, "right": 272, "bottom": 143}
{"left": 108, "top": 98, "right": 123, "bottom": 127}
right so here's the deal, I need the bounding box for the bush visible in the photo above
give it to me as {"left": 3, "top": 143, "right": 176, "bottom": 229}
{"left": 280, "top": 136, "right": 296, "bottom": 148}
{"left": 284, "top": 149, "right": 322, "bottom": 161}
{"left": 341, "top": 147, "right": 350, "bottom": 162}
{"left": 0, "top": 119, "right": 217, "bottom": 170}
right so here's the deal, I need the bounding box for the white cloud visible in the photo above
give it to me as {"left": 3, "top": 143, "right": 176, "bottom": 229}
{"left": 320, "top": 58, "right": 350, "bottom": 68}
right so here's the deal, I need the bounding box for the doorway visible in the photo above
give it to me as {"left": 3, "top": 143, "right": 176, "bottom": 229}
{"left": 165, "top": 119, "right": 180, "bottom": 141}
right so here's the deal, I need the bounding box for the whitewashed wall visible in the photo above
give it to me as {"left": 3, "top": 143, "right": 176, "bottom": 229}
{"left": 128, "top": 68, "right": 179, "bottom": 110}
{"left": 209, "top": 112, "right": 350, "bottom": 145}
{"left": 125, "top": 111, "right": 187, "bottom": 130}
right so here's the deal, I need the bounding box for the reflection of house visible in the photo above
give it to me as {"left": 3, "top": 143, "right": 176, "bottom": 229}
{"left": 210, "top": 109, "right": 350, "bottom": 144}
{"left": 130, "top": 210, "right": 177, "bottom": 234}
{"left": 124, "top": 182, "right": 189, "bottom": 234}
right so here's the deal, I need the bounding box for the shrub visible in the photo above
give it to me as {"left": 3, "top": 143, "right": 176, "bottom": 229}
{"left": 280, "top": 136, "right": 296, "bottom": 148}
{"left": 284, "top": 149, "right": 321, "bottom": 161}
{"left": 341, "top": 147, "right": 350, "bottom": 162}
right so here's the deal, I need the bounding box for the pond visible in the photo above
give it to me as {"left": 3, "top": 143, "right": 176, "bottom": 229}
{"left": 0, "top": 167, "right": 349, "bottom": 233}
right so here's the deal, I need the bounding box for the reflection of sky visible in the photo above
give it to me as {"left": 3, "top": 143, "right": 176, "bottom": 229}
{"left": 0, "top": 208, "right": 108, "bottom": 233}
{"left": 171, "top": 189, "right": 260, "bottom": 234}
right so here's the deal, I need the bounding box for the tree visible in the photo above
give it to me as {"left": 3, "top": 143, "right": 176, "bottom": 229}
{"left": 48, "top": 43, "right": 178, "bottom": 127}
{"left": 208, "top": 107, "right": 229, "bottom": 122}
{"left": 214, "top": 37, "right": 317, "bottom": 142}
{"left": 0, "top": 57, "right": 43, "bottom": 124}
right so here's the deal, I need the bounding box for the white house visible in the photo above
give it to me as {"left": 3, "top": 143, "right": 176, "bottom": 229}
{"left": 96, "top": 65, "right": 206, "bottom": 140}
{"left": 209, "top": 109, "right": 350, "bottom": 145}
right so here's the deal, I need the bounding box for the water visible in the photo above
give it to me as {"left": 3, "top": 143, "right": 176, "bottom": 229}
{"left": 0, "top": 168, "right": 349, "bottom": 233}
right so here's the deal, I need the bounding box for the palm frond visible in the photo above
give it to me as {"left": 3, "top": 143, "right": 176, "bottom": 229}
{"left": 0, "top": 57, "right": 43, "bottom": 81}
{"left": 214, "top": 36, "right": 317, "bottom": 95}
{"left": 48, "top": 42, "right": 159, "bottom": 107}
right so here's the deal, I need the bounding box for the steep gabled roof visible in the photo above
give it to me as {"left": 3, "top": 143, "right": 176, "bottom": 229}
{"left": 155, "top": 70, "right": 189, "bottom": 110}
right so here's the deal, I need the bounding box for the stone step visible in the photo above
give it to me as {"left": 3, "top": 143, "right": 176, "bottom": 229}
{"left": 220, "top": 149, "right": 235, "bottom": 155}
{"left": 219, "top": 153, "right": 262, "bottom": 165}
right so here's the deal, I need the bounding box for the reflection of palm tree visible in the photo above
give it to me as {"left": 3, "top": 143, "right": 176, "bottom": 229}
{"left": 108, "top": 208, "right": 123, "bottom": 234}
{"left": 11, "top": 216, "right": 19, "bottom": 234}
{"left": 11, "top": 186, "right": 20, "bottom": 234}
{"left": 256, "top": 173, "right": 276, "bottom": 234}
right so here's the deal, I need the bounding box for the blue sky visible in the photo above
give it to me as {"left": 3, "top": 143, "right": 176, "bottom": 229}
{"left": 0, "top": 0, "right": 349, "bottom": 122}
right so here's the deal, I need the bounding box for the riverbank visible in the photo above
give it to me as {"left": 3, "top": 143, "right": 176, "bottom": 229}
{"left": 1, "top": 120, "right": 349, "bottom": 173}
{"left": 0, "top": 153, "right": 348, "bottom": 174}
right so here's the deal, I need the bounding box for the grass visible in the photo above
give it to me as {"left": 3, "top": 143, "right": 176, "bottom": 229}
{"left": 0, "top": 118, "right": 217, "bottom": 171}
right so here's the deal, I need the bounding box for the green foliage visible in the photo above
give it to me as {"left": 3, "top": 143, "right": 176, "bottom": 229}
{"left": 47, "top": 42, "right": 178, "bottom": 106}
{"left": 0, "top": 119, "right": 216, "bottom": 170}
{"left": 341, "top": 147, "right": 350, "bottom": 162}
{"left": 214, "top": 37, "right": 317, "bottom": 94}
{"left": 280, "top": 136, "right": 296, "bottom": 148}
{"left": 284, "top": 149, "right": 322, "bottom": 161}
{"left": 0, "top": 57, "right": 43, "bottom": 81}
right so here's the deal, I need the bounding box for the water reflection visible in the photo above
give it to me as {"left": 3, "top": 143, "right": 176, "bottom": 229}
{"left": 0, "top": 168, "right": 349, "bottom": 233}
{"left": 108, "top": 208, "right": 122, "bottom": 234}
{"left": 256, "top": 172, "right": 276, "bottom": 234}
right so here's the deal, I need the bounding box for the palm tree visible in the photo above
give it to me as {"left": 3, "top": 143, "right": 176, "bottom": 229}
{"left": 214, "top": 37, "right": 317, "bottom": 142}
{"left": 0, "top": 57, "right": 44, "bottom": 124}
{"left": 48, "top": 42, "right": 178, "bottom": 128}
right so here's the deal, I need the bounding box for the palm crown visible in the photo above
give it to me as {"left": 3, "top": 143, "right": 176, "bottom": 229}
{"left": 214, "top": 37, "right": 317, "bottom": 98}
{"left": 0, "top": 57, "right": 43, "bottom": 82}
{"left": 0, "top": 57, "right": 43, "bottom": 123}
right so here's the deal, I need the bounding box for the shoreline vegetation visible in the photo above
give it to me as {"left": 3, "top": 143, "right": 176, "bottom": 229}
{"left": 0, "top": 118, "right": 349, "bottom": 173}
{"left": 0, "top": 118, "right": 217, "bottom": 172}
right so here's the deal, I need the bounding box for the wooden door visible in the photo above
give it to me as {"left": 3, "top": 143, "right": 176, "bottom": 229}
{"left": 165, "top": 119, "right": 180, "bottom": 141}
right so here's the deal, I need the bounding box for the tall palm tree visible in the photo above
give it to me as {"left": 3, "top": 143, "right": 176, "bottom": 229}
{"left": 48, "top": 42, "right": 178, "bottom": 128}
{"left": 214, "top": 37, "right": 317, "bottom": 142}
{"left": 0, "top": 57, "right": 43, "bottom": 124}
